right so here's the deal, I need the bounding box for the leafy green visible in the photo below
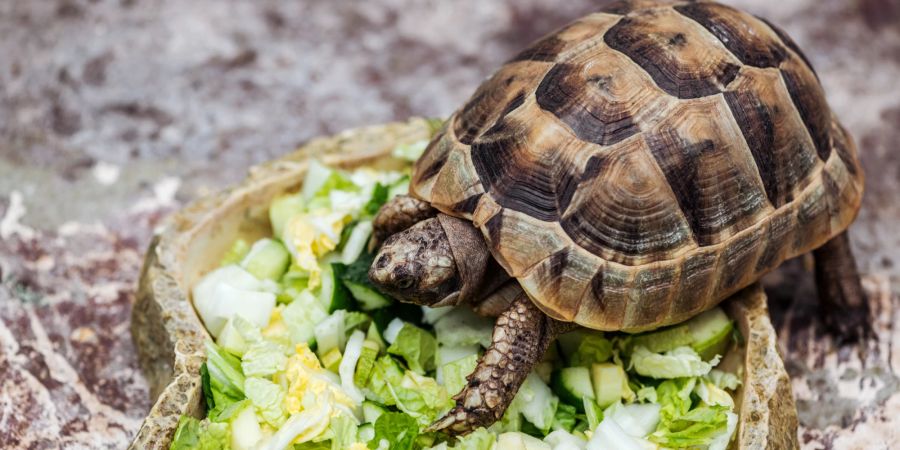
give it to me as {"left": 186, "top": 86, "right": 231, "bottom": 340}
{"left": 650, "top": 405, "right": 730, "bottom": 447}
{"left": 392, "top": 371, "right": 454, "bottom": 426}
{"left": 366, "top": 356, "right": 406, "bottom": 405}
{"left": 169, "top": 416, "right": 231, "bottom": 450}
{"left": 244, "top": 377, "right": 288, "bottom": 427}
{"left": 241, "top": 340, "right": 288, "bottom": 378}
{"left": 630, "top": 346, "right": 719, "bottom": 379}
{"left": 706, "top": 369, "right": 741, "bottom": 391}
{"left": 281, "top": 291, "right": 328, "bottom": 346}
{"left": 329, "top": 414, "right": 358, "bottom": 450}
{"left": 568, "top": 334, "right": 613, "bottom": 366}
{"left": 344, "top": 311, "right": 372, "bottom": 338}
{"left": 441, "top": 353, "right": 478, "bottom": 395}
{"left": 204, "top": 341, "right": 246, "bottom": 421}
{"left": 370, "top": 412, "right": 419, "bottom": 450}
{"left": 551, "top": 403, "right": 577, "bottom": 433}
{"left": 433, "top": 308, "right": 493, "bottom": 348}
{"left": 293, "top": 440, "right": 332, "bottom": 450}
{"left": 387, "top": 323, "right": 438, "bottom": 374}
{"left": 450, "top": 427, "right": 495, "bottom": 449}
{"left": 364, "top": 183, "right": 389, "bottom": 217}
{"left": 365, "top": 356, "right": 452, "bottom": 426}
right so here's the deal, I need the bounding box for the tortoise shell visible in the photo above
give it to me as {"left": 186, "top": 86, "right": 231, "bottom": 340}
{"left": 410, "top": 0, "right": 864, "bottom": 331}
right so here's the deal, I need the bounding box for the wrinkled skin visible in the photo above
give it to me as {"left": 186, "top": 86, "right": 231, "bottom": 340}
{"left": 368, "top": 217, "right": 461, "bottom": 306}
{"left": 368, "top": 195, "right": 567, "bottom": 435}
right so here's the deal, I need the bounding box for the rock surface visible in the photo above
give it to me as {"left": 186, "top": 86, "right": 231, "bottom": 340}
{"left": 0, "top": 0, "right": 898, "bottom": 448}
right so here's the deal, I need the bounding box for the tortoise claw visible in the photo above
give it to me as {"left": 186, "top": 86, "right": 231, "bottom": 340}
{"left": 427, "top": 404, "right": 496, "bottom": 435}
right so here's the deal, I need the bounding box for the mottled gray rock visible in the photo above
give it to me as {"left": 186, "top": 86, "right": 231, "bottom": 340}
{"left": 0, "top": 0, "right": 898, "bottom": 448}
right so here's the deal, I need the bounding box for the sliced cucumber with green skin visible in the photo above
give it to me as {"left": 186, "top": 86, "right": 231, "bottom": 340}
{"left": 354, "top": 340, "right": 380, "bottom": 387}
{"left": 357, "top": 423, "right": 375, "bottom": 443}
{"left": 339, "top": 254, "right": 394, "bottom": 311}
{"left": 552, "top": 367, "right": 595, "bottom": 412}
{"left": 630, "top": 324, "right": 693, "bottom": 354}
{"left": 320, "top": 347, "right": 342, "bottom": 373}
{"left": 362, "top": 401, "right": 389, "bottom": 424}
{"left": 269, "top": 193, "right": 305, "bottom": 240}
{"left": 344, "top": 281, "right": 392, "bottom": 310}
{"left": 686, "top": 307, "right": 734, "bottom": 361}
{"left": 241, "top": 238, "right": 290, "bottom": 281}
{"left": 592, "top": 363, "right": 628, "bottom": 408}
{"left": 319, "top": 263, "right": 356, "bottom": 313}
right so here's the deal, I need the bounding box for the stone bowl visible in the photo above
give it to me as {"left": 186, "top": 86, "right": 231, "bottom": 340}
{"left": 129, "top": 118, "right": 799, "bottom": 449}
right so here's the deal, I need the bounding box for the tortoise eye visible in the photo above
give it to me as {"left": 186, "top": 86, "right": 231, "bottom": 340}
{"left": 375, "top": 254, "right": 389, "bottom": 269}
{"left": 396, "top": 275, "right": 414, "bottom": 289}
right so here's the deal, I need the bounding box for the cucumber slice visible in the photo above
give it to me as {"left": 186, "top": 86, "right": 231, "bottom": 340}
{"left": 516, "top": 373, "right": 558, "bottom": 433}
{"left": 339, "top": 254, "right": 393, "bottom": 311}
{"left": 357, "top": 423, "right": 375, "bottom": 442}
{"left": 302, "top": 159, "right": 335, "bottom": 200}
{"left": 340, "top": 220, "right": 373, "bottom": 264}
{"left": 220, "top": 239, "right": 250, "bottom": 266}
{"left": 630, "top": 324, "right": 693, "bottom": 354}
{"left": 362, "top": 401, "right": 389, "bottom": 424}
{"left": 686, "top": 307, "right": 734, "bottom": 361}
{"left": 269, "top": 193, "right": 304, "bottom": 239}
{"left": 354, "top": 340, "right": 380, "bottom": 387}
{"left": 320, "top": 347, "right": 342, "bottom": 373}
{"left": 319, "top": 263, "right": 355, "bottom": 313}
{"left": 343, "top": 281, "right": 392, "bottom": 310}
{"left": 240, "top": 238, "right": 290, "bottom": 281}
{"left": 552, "top": 367, "right": 595, "bottom": 411}
{"left": 217, "top": 318, "right": 249, "bottom": 357}
{"left": 592, "top": 363, "right": 628, "bottom": 408}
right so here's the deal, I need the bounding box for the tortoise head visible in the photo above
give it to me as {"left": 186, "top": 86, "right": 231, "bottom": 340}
{"left": 368, "top": 217, "right": 463, "bottom": 306}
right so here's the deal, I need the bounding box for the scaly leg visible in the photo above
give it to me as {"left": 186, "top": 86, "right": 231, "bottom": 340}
{"left": 813, "top": 230, "right": 871, "bottom": 342}
{"left": 428, "top": 288, "right": 576, "bottom": 435}
{"left": 369, "top": 195, "right": 436, "bottom": 251}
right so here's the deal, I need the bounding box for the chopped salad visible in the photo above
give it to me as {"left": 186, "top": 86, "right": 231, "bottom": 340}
{"left": 172, "top": 140, "right": 744, "bottom": 450}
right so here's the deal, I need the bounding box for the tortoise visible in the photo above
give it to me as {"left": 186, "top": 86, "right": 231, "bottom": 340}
{"left": 367, "top": 0, "right": 868, "bottom": 435}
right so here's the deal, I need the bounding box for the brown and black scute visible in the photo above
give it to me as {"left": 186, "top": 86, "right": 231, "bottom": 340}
{"left": 410, "top": 0, "right": 864, "bottom": 331}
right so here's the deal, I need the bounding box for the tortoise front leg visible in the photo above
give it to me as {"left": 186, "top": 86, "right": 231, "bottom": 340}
{"left": 369, "top": 195, "right": 437, "bottom": 251}
{"left": 813, "top": 230, "right": 871, "bottom": 342}
{"left": 428, "top": 287, "right": 576, "bottom": 435}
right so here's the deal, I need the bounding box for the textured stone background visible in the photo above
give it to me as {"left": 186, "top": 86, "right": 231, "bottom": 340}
{"left": 0, "top": 0, "right": 898, "bottom": 448}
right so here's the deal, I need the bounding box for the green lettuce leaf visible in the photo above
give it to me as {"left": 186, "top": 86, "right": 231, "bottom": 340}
{"left": 631, "top": 346, "right": 719, "bottom": 379}
{"left": 363, "top": 183, "right": 389, "bottom": 217}
{"left": 241, "top": 340, "right": 288, "bottom": 378}
{"left": 393, "top": 371, "right": 454, "bottom": 426}
{"left": 551, "top": 403, "right": 577, "bottom": 433}
{"left": 450, "top": 427, "right": 495, "bottom": 449}
{"left": 706, "top": 369, "right": 741, "bottom": 391}
{"left": 441, "top": 353, "right": 478, "bottom": 395}
{"left": 366, "top": 356, "right": 406, "bottom": 405}
{"left": 387, "top": 323, "right": 437, "bottom": 374}
{"left": 370, "top": 412, "right": 419, "bottom": 450}
{"left": 330, "top": 414, "right": 358, "bottom": 450}
{"left": 244, "top": 377, "right": 288, "bottom": 428}
{"left": 569, "top": 334, "right": 613, "bottom": 366}
{"left": 204, "top": 341, "right": 246, "bottom": 421}
{"left": 169, "top": 416, "right": 231, "bottom": 450}
{"left": 650, "top": 405, "right": 730, "bottom": 447}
